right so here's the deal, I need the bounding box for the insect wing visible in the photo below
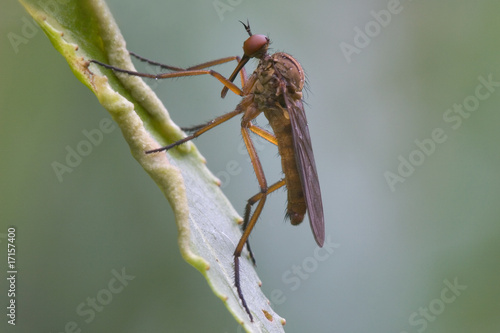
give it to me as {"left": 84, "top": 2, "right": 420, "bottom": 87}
{"left": 286, "top": 96, "right": 325, "bottom": 247}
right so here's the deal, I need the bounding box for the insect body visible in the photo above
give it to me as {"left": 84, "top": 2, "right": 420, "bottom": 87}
{"left": 90, "top": 21, "right": 325, "bottom": 322}
{"left": 252, "top": 52, "right": 313, "bottom": 228}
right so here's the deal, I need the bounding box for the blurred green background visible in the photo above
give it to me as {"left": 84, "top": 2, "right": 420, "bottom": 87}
{"left": 1, "top": 0, "right": 500, "bottom": 332}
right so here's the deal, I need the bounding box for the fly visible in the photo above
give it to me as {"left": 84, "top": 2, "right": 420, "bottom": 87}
{"left": 90, "top": 21, "right": 325, "bottom": 322}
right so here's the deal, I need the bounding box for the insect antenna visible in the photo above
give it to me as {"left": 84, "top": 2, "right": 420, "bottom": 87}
{"left": 239, "top": 19, "right": 253, "bottom": 36}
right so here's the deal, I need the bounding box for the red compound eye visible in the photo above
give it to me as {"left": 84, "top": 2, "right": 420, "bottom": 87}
{"left": 243, "top": 34, "right": 269, "bottom": 57}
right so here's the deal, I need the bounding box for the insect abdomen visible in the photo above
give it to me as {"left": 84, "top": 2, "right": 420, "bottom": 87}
{"left": 266, "top": 108, "right": 306, "bottom": 225}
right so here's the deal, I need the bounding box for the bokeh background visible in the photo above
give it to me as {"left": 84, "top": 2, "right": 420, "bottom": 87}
{"left": 1, "top": 0, "right": 500, "bottom": 332}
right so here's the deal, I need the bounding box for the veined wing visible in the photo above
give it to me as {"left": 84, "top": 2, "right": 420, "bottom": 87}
{"left": 285, "top": 94, "right": 325, "bottom": 247}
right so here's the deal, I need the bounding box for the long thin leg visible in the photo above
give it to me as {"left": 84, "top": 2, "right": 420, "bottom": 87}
{"left": 180, "top": 123, "right": 209, "bottom": 133}
{"left": 133, "top": 53, "right": 249, "bottom": 97}
{"left": 145, "top": 107, "right": 244, "bottom": 154}
{"left": 130, "top": 51, "right": 240, "bottom": 72}
{"left": 129, "top": 51, "right": 186, "bottom": 71}
{"left": 234, "top": 197, "right": 265, "bottom": 323}
{"left": 90, "top": 59, "right": 244, "bottom": 96}
{"left": 228, "top": 124, "right": 280, "bottom": 268}
{"left": 238, "top": 123, "right": 279, "bottom": 264}
{"left": 242, "top": 179, "right": 286, "bottom": 264}
{"left": 181, "top": 95, "right": 260, "bottom": 136}
{"left": 233, "top": 123, "right": 269, "bottom": 322}
{"left": 185, "top": 56, "right": 248, "bottom": 89}
{"left": 248, "top": 123, "right": 278, "bottom": 146}
{"left": 97, "top": 53, "right": 248, "bottom": 95}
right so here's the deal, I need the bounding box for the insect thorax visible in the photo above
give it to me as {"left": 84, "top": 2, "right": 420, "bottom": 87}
{"left": 252, "top": 52, "right": 305, "bottom": 112}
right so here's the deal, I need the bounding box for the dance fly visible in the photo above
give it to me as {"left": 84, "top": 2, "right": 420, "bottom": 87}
{"left": 90, "top": 21, "right": 325, "bottom": 322}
